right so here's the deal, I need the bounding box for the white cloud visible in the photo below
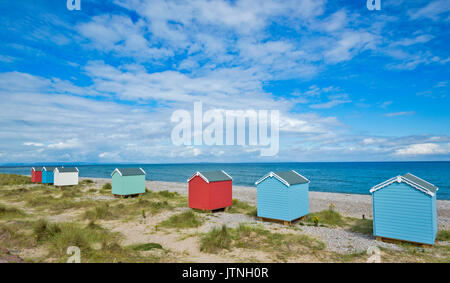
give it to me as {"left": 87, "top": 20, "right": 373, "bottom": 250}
{"left": 391, "top": 34, "right": 434, "bottom": 47}
{"left": 309, "top": 94, "right": 352, "bottom": 109}
{"left": 77, "top": 15, "right": 173, "bottom": 60}
{"left": 395, "top": 143, "right": 450, "bottom": 156}
{"left": 409, "top": 1, "right": 450, "bottom": 21}
{"left": 384, "top": 111, "right": 415, "bottom": 117}
{"left": 47, "top": 139, "right": 82, "bottom": 150}
{"left": 363, "top": 138, "right": 387, "bottom": 145}
{"left": 324, "top": 31, "right": 378, "bottom": 63}
{"left": 23, "top": 142, "right": 44, "bottom": 147}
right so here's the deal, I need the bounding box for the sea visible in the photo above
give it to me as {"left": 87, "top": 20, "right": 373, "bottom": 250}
{"left": 0, "top": 162, "right": 449, "bottom": 200}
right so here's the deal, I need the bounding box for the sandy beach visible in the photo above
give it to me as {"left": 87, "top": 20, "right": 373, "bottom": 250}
{"left": 87, "top": 177, "right": 450, "bottom": 229}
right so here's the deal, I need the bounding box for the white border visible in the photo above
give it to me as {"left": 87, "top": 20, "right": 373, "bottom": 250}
{"left": 255, "top": 170, "right": 309, "bottom": 187}
{"left": 370, "top": 174, "right": 436, "bottom": 196}
{"left": 111, "top": 168, "right": 146, "bottom": 177}
{"left": 187, "top": 170, "right": 232, "bottom": 183}
{"left": 111, "top": 168, "right": 121, "bottom": 177}
{"left": 54, "top": 167, "right": 79, "bottom": 173}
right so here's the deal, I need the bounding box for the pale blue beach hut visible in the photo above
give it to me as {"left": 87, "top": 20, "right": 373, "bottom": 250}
{"left": 42, "top": 166, "right": 58, "bottom": 184}
{"left": 255, "top": 170, "right": 310, "bottom": 223}
{"left": 370, "top": 173, "right": 438, "bottom": 245}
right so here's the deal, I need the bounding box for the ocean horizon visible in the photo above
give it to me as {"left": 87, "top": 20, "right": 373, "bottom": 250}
{"left": 1, "top": 161, "right": 449, "bottom": 200}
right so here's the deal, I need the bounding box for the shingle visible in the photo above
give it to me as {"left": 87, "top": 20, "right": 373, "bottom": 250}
{"left": 402, "top": 173, "right": 438, "bottom": 193}
{"left": 32, "top": 167, "right": 43, "bottom": 171}
{"left": 200, "top": 171, "right": 232, "bottom": 182}
{"left": 274, "top": 171, "right": 309, "bottom": 185}
{"left": 115, "top": 168, "right": 145, "bottom": 176}
{"left": 43, "top": 166, "right": 58, "bottom": 171}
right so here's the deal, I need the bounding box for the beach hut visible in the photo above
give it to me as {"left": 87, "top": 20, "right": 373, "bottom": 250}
{"left": 370, "top": 173, "right": 438, "bottom": 245}
{"left": 255, "top": 170, "right": 310, "bottom": 223}
{"left": 188, "top": 170, "right": 233, "bottom": 211}
{"left": 42, "top": 166, "right": 58, "bottom": 184}
{"left": 111, "top": 168, "right": 146, "bottom": 197}
{"left": 31, "top": 167, "right": 43, "bottom": 183}
{"left": 54, "top": 167, "right": 79, "bottom": 186}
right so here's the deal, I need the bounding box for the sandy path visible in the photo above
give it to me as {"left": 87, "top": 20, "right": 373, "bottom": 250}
{"left": 86, "top": 178, "right": 450, "bottom": 229}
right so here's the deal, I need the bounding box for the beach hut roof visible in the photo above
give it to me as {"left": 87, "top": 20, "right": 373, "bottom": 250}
{"left": 55, "top": 167, "right": 79, "bottom": 173}
{"left": 43, "top": 166, "right": 58, "bottom": 171}
{"left": 111, "top": 168, "right": 146, "bottom": 177}
{"left": 370, "top": 173, "right": 438, "bottom": 196}
{"left": 32, "top": 167, "right": 43, "bottom": 171}
{"left": 255, "top": 170, "right": 310, "bottom": 187}
{"left": 188, "top": 170, "right": 232, "bottom": 183}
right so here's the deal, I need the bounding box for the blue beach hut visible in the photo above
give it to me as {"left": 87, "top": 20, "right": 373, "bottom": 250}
{"left": 370, "top": 173, "right": 438, "bottom": 245}
{"left": 42, "top": 166, "right": 58, "bottom": 184}
{"left": 255, "top": 170, "right": 310, "bottom": 223}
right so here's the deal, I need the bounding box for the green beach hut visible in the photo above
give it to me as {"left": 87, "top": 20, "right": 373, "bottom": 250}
{"left": 111, "top": 168, "right": 146, "bottom": 197}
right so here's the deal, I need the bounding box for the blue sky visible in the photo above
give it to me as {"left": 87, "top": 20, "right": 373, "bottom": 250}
{"left": 0, "top": 0, "right": 449, "bottom": 163}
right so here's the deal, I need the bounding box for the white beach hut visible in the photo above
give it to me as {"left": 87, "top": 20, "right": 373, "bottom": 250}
{"left": 54, "top": 167, "right": 79, "bottom": 186}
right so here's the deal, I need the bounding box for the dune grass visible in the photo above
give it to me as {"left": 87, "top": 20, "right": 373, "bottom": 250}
{"left": 437, "top": 230, "right": 450, "bottom": 242}
{"left": 31, "top": 219, "right": 161, "bottom": 262}
{"left": 102, "top": 183, "right": 112, "bottom": 191}
{"left": 24, "top": 195, "right": 94, "bottom": 213}
{"left": 200, "top": 224, "right": 325, "bottom": 261}
{"left": 0, "top": 173, "right": 32, "bottom": 186}
{"left": 200, "top": 225, "right": 232, "bottom": 252}
{"left": 350, "top": 219, "right": 373, "bottom": 235}
{"left": 0, "top": 204, "right": 27, "bottom": 220}
{"left": 228, "top": 199, "right": 257, "bottom": 217}
{"left": 0, "top": 221, "right": 36, "bottom": 249}
{"left": 159, "top": 211, "right": 203, "bottom": 229}
{"left": 302, "top": 209, "right": 347, "bottom": 227}
{"left": 128, "top": 242, "right": 163, "bottom": 251}
{"left": 83, "top": 203, "right": 115, "bottom": 221}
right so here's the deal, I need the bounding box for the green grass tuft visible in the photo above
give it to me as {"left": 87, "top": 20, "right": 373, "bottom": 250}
{"left": 102, "top": 183, "right": 112, "bottom": 191}
{"left": 303, "top": 210, "right": 347, "bottom": 227}
{"left": 200, "top": 225, "right": 232, "bottom": 253}
{"left": 129, "top": 242, "right": 163, "bottom": 251}
{"left": 228, "top": 199, "right": 257, "bottom": 217}
{"left": 83, "top": 204, "right": 114, "bottom": 221}
{"left": 0, "top": 204, "right": 27, "bottom": 219}
{"left": 350, "top": 219, "right": 373, "bottom": 235}
{"left": 159, "top": 211, "right": 203, "bottom": 229}
{"left": 199, "top": 224, "right": 325, "bottom": 260}
{"left": 437, "top": 230, "right": 450, "bottom": 242}
{"left": 80, "top": 179, "right": 94, "bottom": 184}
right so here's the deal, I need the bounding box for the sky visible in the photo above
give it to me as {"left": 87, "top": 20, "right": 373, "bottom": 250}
{"left": 0, "top": 0, "right": 449, "bottom": 164}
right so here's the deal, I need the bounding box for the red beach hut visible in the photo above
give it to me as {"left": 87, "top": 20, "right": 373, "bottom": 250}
{"left": 188, "top": 170, "right": 233, "bottom": 211}
{"left": 31, "top": 167, "right": 43, "bottom": 183}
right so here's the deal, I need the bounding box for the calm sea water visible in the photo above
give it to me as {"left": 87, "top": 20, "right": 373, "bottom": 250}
{"left": 1, "top": 162, "right": 449, "bottom": 200}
